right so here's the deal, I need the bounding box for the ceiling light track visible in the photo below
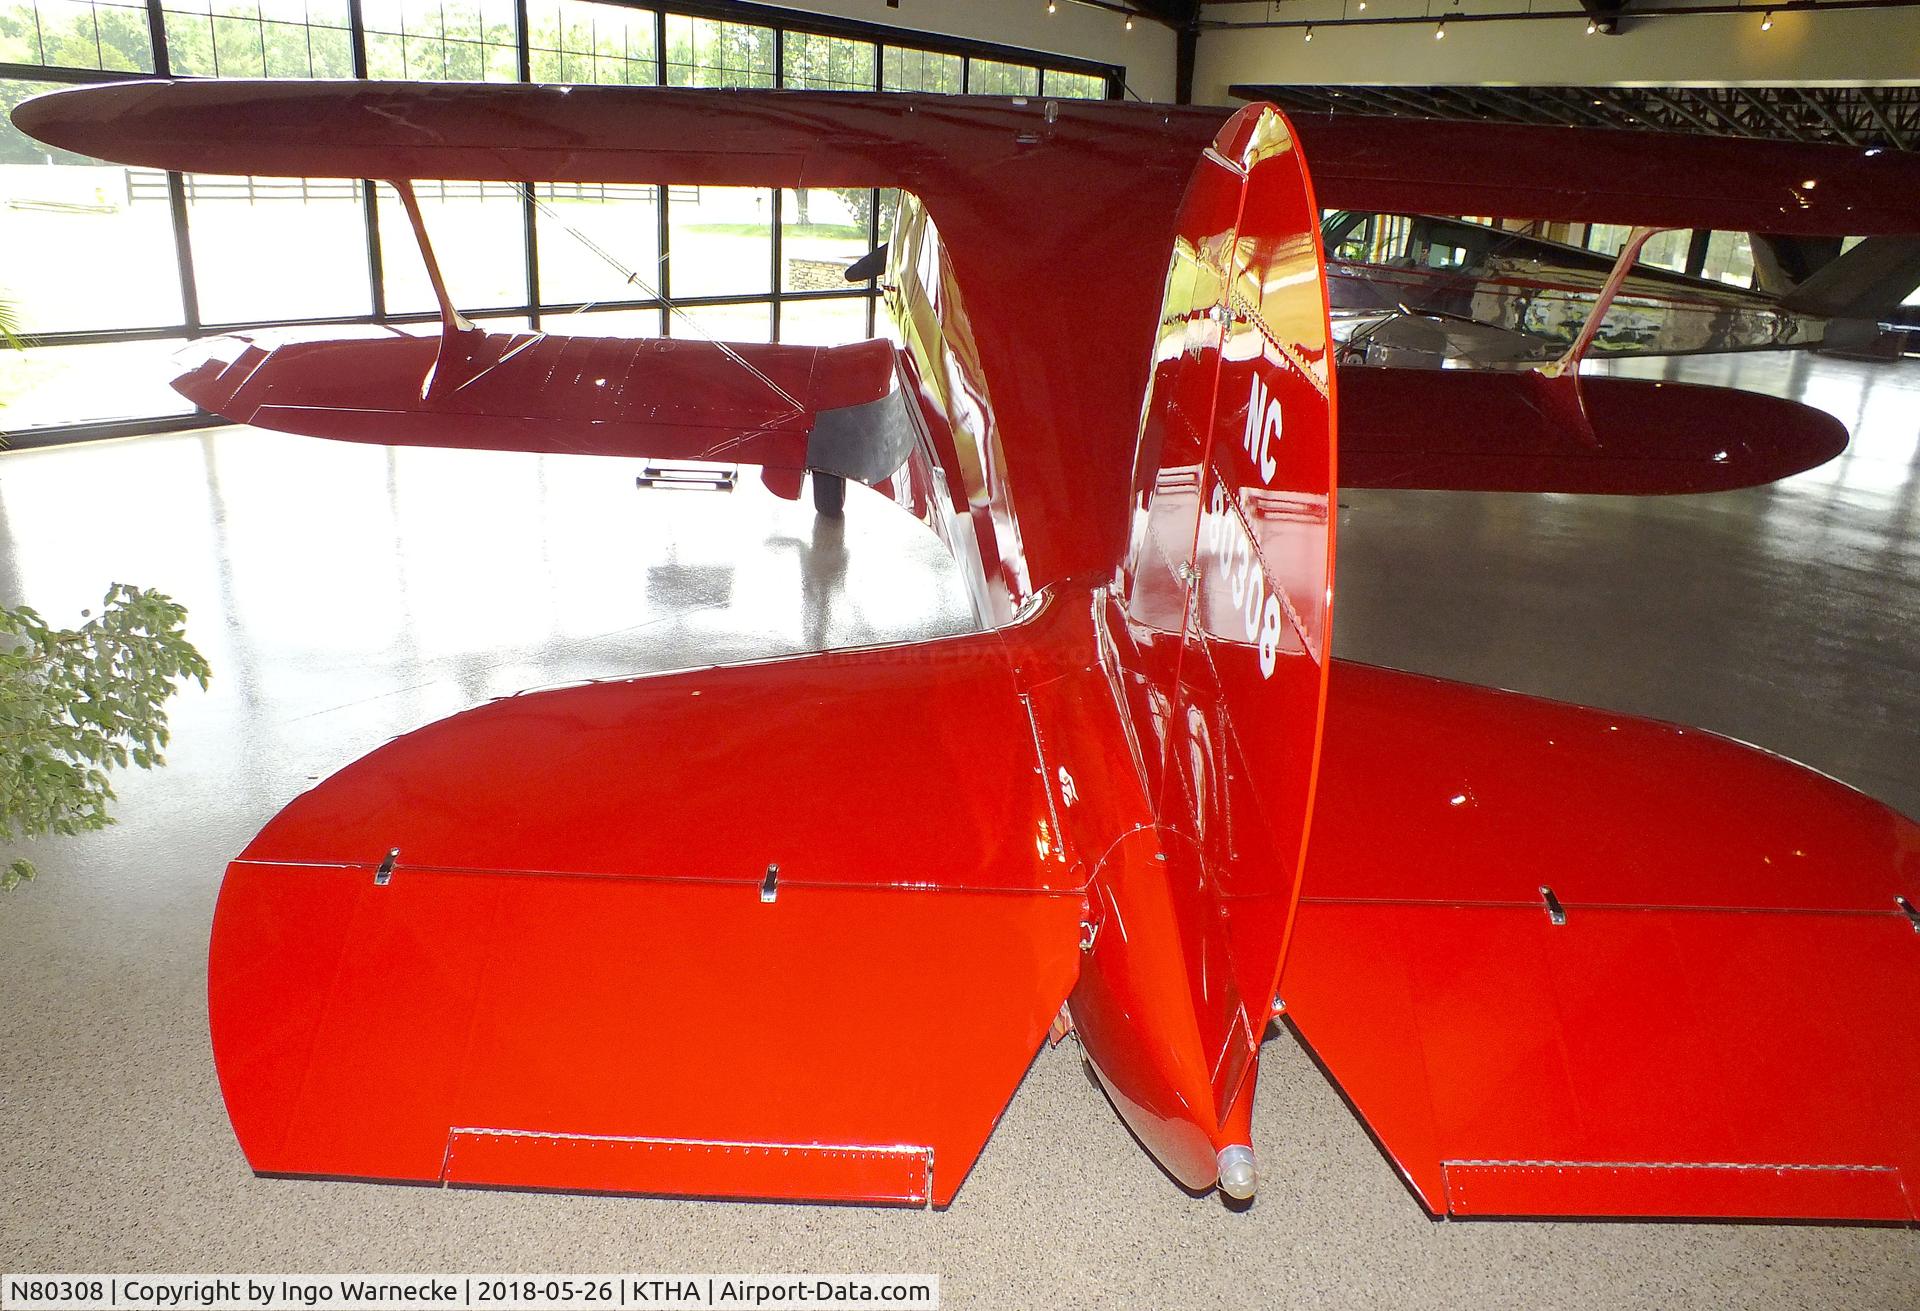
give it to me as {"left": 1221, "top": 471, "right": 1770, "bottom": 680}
{"left": 1039, "top": 0, "right": 1179, "bottom": 30}
{"left": 1203, "top": 0, "right": 1904, "bottom": 31}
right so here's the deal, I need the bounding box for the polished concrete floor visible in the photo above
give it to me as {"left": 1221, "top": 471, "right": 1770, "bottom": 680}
{"left": 1, "top": 350, "right": 1916, "bottom": 1309}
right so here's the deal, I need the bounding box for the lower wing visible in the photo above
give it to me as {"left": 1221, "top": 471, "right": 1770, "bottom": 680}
{"left": 174, "top": 327, "right": 917, "bottom": 487}
{"left": 1284, "top": 660, "right": 1920, "bottom": 1222}
{"left": 1336, "top": 365, "right": 1848, "bottom": 494}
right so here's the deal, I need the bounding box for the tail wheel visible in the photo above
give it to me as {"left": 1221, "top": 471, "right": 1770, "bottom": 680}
{"left": 811, "top": 472, "right": 847, "bottom": 517}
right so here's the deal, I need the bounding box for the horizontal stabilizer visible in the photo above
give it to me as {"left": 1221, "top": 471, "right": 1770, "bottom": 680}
{"left": 210, "top": 627, "right": 1086, "bottom": 1206}
{"left": 1284, "top": 661, "right": 1920, "bottom": 1222}
{"left": 174, "top": 329, "right": 914, "bottom": 483}
{"left": 1337, "top": 366, "right": 1847, "bottom": 494}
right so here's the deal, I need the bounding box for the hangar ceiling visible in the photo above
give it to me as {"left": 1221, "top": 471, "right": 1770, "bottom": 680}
{"left": 1232, "top": 84, "right": 1920, "bottom": 151}
{"left": 1129, "top": 1, "right": 1204, "bottom": 23}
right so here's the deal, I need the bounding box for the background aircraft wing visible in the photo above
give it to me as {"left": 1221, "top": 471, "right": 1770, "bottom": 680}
{"left": 1282, "top": 660, "right": 1920, "bottom": 1222}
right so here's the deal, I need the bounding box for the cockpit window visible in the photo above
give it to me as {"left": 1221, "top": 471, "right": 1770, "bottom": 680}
{"left": 1323, "top": 210, "right": 1373, "bottom": 262}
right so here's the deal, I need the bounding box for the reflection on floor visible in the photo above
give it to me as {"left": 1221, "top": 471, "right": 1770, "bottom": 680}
{"left": 1, "top": 352, "right": 1916, "bottom": 1309}
{"left": 0, "top": 441, "right": 977, "bottom": 810}
{"left": 1339, "top": 348, "right": 1918, "bottom": 817}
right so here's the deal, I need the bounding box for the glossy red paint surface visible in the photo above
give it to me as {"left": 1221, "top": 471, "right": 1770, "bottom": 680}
{"left": 1068, "top": 104, "right": 1335, "bottom": 1190}
{"left": 1284, "top": 661, "right": 1920, "bottom": 1221}
{"left": 1337, "top": 366, "right": 1849, "bottom": 494}
{"left": 17, "top": 80, "right": 1920, "bottom": 1220}
{"left": 173, "top": 330, "right": 896, "bottom": 467}
{"left": 1290, "top": 113, "right": 1920, "bottom": 236}
{"left": 881, "top": 193, "right": 1036, "bottom": 618}
{"left": 182, "top": 95, "right": 1340, "bottom": 1206}
{"left": 211, "top": 621, "right": 1087, "bottom": 1206}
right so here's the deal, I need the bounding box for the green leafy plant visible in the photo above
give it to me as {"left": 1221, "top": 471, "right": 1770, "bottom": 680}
{"left": 1, "top": 290, "right": 28, "bottom": 438}
{"left": 1, "top": 585, "right": 210, "bottom": 890}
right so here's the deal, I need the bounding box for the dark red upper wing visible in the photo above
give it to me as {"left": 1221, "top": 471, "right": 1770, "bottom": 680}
{"left": 1291, "top": 113, "right": 1920, "bottom": 237}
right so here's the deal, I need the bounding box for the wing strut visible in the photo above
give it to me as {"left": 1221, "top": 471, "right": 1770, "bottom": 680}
{"left": 1538, "top": 225, "right": 1666, "bottom": 380}
{"left": 389, "top": 177, "right": 530, "bottom": 406}
{"left": 391, "top": 178, "right": 471, "bottom": 339}
{"left": 1529, "top": 224, "right": 1669, "bottom": 447}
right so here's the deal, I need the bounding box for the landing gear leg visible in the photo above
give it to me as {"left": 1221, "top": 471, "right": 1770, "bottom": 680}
{"left": 811, "top": 472, "right": 846, "bottom": 518}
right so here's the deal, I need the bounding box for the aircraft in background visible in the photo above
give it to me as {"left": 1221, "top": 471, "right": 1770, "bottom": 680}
{"left": 13, "top": 81, "right": 1920, "bottom": 1222}
{"left": 1325, "top": 208, "right": 1920, "bottom": 368}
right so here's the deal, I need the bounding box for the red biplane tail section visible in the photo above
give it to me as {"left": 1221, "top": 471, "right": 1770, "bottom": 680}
{"left": 1284, "top": 661, "right": 1920, "bottom": 1222}
{"left": 16, "top": 79, "right": 1918, "bottom": 1222}
{"left": 209, "top": 613, "right": 1098, "bottom": 1207}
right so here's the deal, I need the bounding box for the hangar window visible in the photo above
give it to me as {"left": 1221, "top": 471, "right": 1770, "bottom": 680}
{"left": 674, "top": 299, "right": 771, "bottom": 343}
{"left": 1584, "top": 223, "right": 1633, "bottom": 258}
{"left": 377, "top": 179, "right": 530, "bottom": 314}
{"left": 362, "top": 0, "right": 518, "bottom": 81}
{"left": 1638, "top": 228, "right": 1691, "bottom": 273}
{"left": 1701, "top": 231, "right": 1757, "bottom": 289}
{"left": 0, "top": 76, "right": 185, "bottom": 333}
{"left": 782, "top": 186, "right": 874, "bottom": 294}
{"left": 1042, "top": 69, "right": 1106, "bottom": 99}
{"left": 1586, "top": 223, "right": 1698, "bottom": 277}
{"left": 0, "top": 2, "right": 1121, "bottom": 445}
{"left": 783, "top": 31, "right": 873, "bottom": 91}
{"left": 1321, "top": 211, "right": 1412, "bottom": 265}
{"left": 967, "top": 57, "right": 1038, "bottom": 97}
{"left": 882, "top": 45, "right": 959, "bottom": 93}
{"left": 0, "top": 336, "right": 194, "bottom": 430}
{"left": 186, "top": 172, "right": 374, "bottom": 322}
{"left": 528, "top": 0, "right": 656, "bottom": 85}
{"left": 663, "top": 13, "right": 773, "bottom": 88}
{"left": 159, "top": 0, "right": 353, "bottom": 79}
{"left": 0, "top": 0, "right": 153, "bottom": 70}
{"left": 778, "top": 297, "right": 869, "bottom": 346}
{"left": 534, "top": 181, "right": 663, "bottom": 310}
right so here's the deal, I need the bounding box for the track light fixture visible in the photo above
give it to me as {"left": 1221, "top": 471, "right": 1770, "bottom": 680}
{"left": 1586, "top": 18, "right": 1597, "bottom": 33}
{"left": 1435, "top": 18, "right": 1447, "bottom": 38}
{"left": 1305, "top": 24, "right": 1314, "bottom": 40}
{"left": 1760, "top": 9, "right": 1774, "bottom": 29}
